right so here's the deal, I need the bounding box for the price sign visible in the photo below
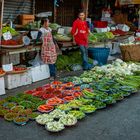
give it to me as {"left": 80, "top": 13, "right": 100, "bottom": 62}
{"left": 57, "top": 28, "right": 64, "bottom": 34}
{"left": 3, "top": 31, "right": 12, "bottom": 40}
{"left": 2, "top": 63, "right": 13, "bottom": 72}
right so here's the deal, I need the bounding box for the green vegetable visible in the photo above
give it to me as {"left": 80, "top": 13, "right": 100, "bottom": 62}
{"left": 57, "top": 104, "right": 71, "bottom": 111}
{"left": 82, "top": 90, "right": 96, "bottom": 99}
{"left": 80, "top": 105, "right": 96, "bottom": 113}
{"left": 78, "top": 97, "right": 93, "bottom": 105}
{"left": 2, "top": 26, "right": 19, "bottom": 36}
{"left": 59, "top": 114, "right": 77, "bottom": 126}
{"left": 68, "top": 110, "right": 85, "bottom": 120}
{"left": 68, "top": 100, "right": 83, "bottom": 109}
{"left": 92, "top": 100, "right": 106, "bottom": 109}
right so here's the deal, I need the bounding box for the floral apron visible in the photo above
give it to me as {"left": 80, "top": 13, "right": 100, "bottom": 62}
{"left": 41, "top": 32, "right": 57, "bottom": 64}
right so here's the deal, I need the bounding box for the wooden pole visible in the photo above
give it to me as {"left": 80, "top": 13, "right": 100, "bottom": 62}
{"left": 138, "top": 9, "right": 140, "bottom": 29}
{"left": 53, "top": 1, "right": 57, "bottom": 22}
{"left": 85, "top": 0, "right": 89, "bottom": 18}
{"left": 0, "top": 0, "right": 4, "bottom": 45}
{"left": 0, "top": 0, "right": 4, "bottom": 29}
{"left": 81, "top": 0, "right": 89, "bottom": 18}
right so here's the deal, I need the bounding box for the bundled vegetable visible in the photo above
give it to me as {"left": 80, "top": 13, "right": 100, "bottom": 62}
{"left": 82, "top": 89, "right": 96, "bottom": 99}
{"left": 80, "top": 105, "right": 96, "bottom": 113}
{"left": 45, "top": 121, "right": 65, "bottom": 132}
{"left": 36, "top": 114, "right": 54, "bottom": 125}
{"left": 68, "top": 110, "right": 85, "bottom": 120}
{"left": 54, "top": 34, "right": 72, "bottom": 41}
{"left": 2, "top": 26, "right": 19, "bottom": 36}
{"left": 59, "top": 114, "right": 77, "bottom": 126}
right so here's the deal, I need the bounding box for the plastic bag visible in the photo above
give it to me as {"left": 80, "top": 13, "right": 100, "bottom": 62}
{"left": 28, "top": 52, "right": 44, "bottom": 66}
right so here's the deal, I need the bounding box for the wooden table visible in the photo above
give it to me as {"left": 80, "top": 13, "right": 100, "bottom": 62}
{"left": 57, "top": 41, "right": 78, "bottom": 51}
{"left": 0, "top": 45, "right": 41, "bottom": 66}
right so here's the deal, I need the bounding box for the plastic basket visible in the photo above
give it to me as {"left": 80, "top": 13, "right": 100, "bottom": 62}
{"left": 88, "top": 48, "right": 110, "bottom": 66}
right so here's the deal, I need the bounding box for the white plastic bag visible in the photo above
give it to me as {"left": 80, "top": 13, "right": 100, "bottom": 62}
{"left": 28, "top": 52, "right": 44, "bottom": 66}
{"left": 117, "top": 24, "right": 130, "bottom": 32}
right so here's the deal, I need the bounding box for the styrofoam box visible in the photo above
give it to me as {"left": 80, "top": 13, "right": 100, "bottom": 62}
{"left": 0, "top": 77, "right": 6, "bottom": 95}
{"left": 30, "top": 64, "right": 50, "bottom": 83}
{"left": 95, "top": 28, "right": 108, "bottom": 33}
{"left": 5, "top": 71, "right": 32, "bottom": 90}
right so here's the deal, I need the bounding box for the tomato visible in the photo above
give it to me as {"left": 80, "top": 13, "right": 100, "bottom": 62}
{"left": 63, "top": 96, "right": 75, "bottom": 102}
{"left": 73, "top": 92, "right": 83, "bottom": 98}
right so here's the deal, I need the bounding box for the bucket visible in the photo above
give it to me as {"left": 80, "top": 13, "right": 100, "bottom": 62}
{"left": 88, "top": 48, "right": 110, "bottom": 66}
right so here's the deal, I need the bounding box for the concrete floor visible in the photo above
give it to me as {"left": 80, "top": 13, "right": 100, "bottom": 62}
{"left": 0, "top": 71, "right": 140, "bottom": 140}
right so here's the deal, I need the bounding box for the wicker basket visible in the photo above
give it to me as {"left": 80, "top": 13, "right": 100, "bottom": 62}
{"left": 120, "top": 44, "right": 140, "bottom": 62}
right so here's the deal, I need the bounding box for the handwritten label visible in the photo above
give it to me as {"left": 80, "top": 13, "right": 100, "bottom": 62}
{"left": 3, "top": 32, "right": 12, "bottom": 40}
{"left": 2, "top": 63, "right": 13, "bottom": 72}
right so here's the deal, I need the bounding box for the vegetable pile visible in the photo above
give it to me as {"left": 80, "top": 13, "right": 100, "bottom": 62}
{"left": 1, "top": 59, "right": 140, "bottom": 133}
{"left": 88, "top": 32, "right": 115, "bottom": 43}
{"left": 2, "top": 26, "right": 19, "bottom": 36}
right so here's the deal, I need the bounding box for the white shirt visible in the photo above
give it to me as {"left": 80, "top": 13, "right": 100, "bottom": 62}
{"left": 39, "top": 27, "right": 52, "bottom": 37}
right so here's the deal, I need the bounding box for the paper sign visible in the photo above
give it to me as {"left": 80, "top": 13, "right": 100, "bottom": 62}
{"left": 128, "top": 36, "right": 135, "bottom": 43}
{"left": 3, "top": 31, "right": 12, "bottom": 40}
{"left": 57, "top": 28, "right": 64, "bottom": 34}
{"left": 2, "top": 63, "right": 13, "bottom": 72}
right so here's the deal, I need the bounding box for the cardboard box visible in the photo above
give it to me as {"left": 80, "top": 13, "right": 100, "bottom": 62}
{"left": 30, "top": 64, "right": 50, "bottom": 83}
{"left": 5, "top": 71, "right": 32, "bottom": 89}
{"left": 20, "top": 14, "right": 35, "bottom": 25}
{"left": 0, "top": 77, "right": 6, "bottom": 95}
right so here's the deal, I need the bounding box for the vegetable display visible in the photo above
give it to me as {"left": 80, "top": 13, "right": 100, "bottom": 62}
{"left": 1, "top": 39, "right": 23, "bottom": 46}
{"left": 54, "top": 34, "right": 72, "bottom": 42}
{"left": 11, "top": 106, "right": 24, "bottom": 113}
{"left": 57, "top": 104, "right": 71, "bottom": 112}
{"left": 2, "top": 26, "right": 19, "bottom": 36}
{"left": 1, "top": 59, "right": 140, "bottom": 133}
{"left": 68, "top": 110, "right": 85, "bottom": 120}
{"left": 0, "top": 69, "right": 6, "bottom": 76}
{"left": 59, "top": 114, "right": 77, "bottom": 126}
{"left": 36, "top": 114, "right": 54, "bottom": 125}
{"left": 49, "top": 109, "right": 66, "bottom": 119}
{"left": 38, "top": 105, "right": 54, "bottom": 113}
{"left": 45, "top": 121, "right": 65, "bottom": 132}
{"left": 80, "top": 105, "right": 96, "bottom": 114}
{"left": 13, "top": 117, "right": 29, "bottom": 126}
{"left": 4, "top": 113, "right": 19, "bottom": 121}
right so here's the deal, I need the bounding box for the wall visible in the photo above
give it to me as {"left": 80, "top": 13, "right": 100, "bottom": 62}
{"left": 2, "top": 0, "right": 33, "bottom": 23}
{"left": 56, "top": 0, "right": 81, "bottom": 26}
{"left": 35, "top": 0, "right": 81, "bottom": 26}
{"left": 35, "top": 0, "right": 54, "bottom": 22}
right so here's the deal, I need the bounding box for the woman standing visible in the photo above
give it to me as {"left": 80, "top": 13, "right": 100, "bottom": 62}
{"left": 36, "top": 18, "right": 57, "bottom": 80}
{"left": 71, "top": 10, "right": 93, "bottom": 70}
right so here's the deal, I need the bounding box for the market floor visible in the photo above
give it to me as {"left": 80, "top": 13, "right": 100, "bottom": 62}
{"left": 0, "top": 71, "right": 140, "bottom": 140}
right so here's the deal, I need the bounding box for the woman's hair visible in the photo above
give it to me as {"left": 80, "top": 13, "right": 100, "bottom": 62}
{"left": 41, "top": 18, "right": 49, "bottom": 25}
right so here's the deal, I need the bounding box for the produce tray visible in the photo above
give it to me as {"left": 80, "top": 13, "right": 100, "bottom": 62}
{"left": 1, "top": 44, "right": 24, "bottom": 49}
{"left": 6, "top": 69, "right": 28, "bottom": 75}
{"left": 0, "top": 72, "right": 6, "bottom": 77}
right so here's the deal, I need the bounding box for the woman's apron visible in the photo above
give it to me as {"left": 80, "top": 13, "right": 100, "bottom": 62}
{"left": 41, "top": 32, "right": 57, "bottom": 64}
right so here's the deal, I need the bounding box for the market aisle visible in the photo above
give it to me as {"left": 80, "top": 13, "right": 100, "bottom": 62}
{"left": 0, "top": 92, "right": 140, "bottom": 140}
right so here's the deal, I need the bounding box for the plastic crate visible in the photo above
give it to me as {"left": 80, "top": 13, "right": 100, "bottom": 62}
{"left": 94, "top": 21, "right": 108, "bottom": 28}
{"left": 0, "top": 77, "right": 5, "bottom": 95}
{"left": 88, "top": 48, "right": 110, "bottom": 66}
{"left": 30, "top": 64, "right": 50, "bottom": 82}
{"left": 5, "top": 71, "right": 32, "bottom": 89}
